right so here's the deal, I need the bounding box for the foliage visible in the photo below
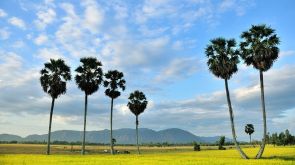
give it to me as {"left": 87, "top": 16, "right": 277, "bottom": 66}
{"left": 192, "top": 141, "right": 201, "bottom": 151}
{"left": 127, "top": 90, "right": 148, "bottom": 117}
{"left": 40, "top": 59, "right": 71, "bottom": 99}
{"left": 205, "top": 38, "right": 239, "bottom": 80}
{"left": 218, "top": 136, "right": 226, "bottom": 150}
{"left": 245, "top": 124, "right": 255, "bottom": 136}
{"left": 75, "top": 57, "right": 103, "bottom": 95}
{"left": 240, "top": 24, "right": 280, "bottom": 72}
{"left": 104, "top": 70, "right": 126, "bottom": 99}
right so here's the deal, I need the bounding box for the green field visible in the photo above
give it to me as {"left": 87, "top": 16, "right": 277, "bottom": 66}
{"left": 0, "top": 144, "right": 294, "bottom": 164}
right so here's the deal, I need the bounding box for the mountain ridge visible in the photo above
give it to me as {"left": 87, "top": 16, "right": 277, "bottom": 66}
{"left": 0, "top": 128, "right": 231, "bottom": 144}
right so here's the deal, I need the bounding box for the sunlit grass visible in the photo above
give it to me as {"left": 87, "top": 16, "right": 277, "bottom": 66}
{"left": 0, "top": 145, "right": 294, "bottom": 165}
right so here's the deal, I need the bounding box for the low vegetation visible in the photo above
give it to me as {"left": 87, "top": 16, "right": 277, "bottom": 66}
{"left": 0, "top": 145, "right": 294, "bottom": 164}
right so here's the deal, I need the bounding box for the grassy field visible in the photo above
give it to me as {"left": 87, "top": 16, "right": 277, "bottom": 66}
{"left": 0, "top": 144, "right": 294, "bottom": 164}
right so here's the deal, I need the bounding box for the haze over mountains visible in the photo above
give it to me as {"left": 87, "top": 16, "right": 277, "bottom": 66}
{"left": 0, "top": 128, "right": 230, "bottom": 144}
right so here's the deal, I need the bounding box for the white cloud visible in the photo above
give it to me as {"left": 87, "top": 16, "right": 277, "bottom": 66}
{"left": 36, "top": 47, "right": 65, "bottom": 62}
{"left": 35, "top": 8, "right": 56, "bottom": 30}
{"left": 0, "top": 9, "right": 7, "bottom": 17}
{"left": 12, "top": 40, "right": 25, "bottom": 48}
{"left": 8, "top": 17, "right": 26, "bottom": 29}
{"left": 279, "top": 50, "right": 295, "bottom": 57}
{"left": 0, "top": 28, "right": 10, "bottom": 40}
{"left": 81, "top": 0, "right": 104, "bottom": 33}
{"left": 34, "top": 34, "right": 48, "bottom": 45}
{"left": 155, "top": 57, "right": 199, "bottom": 82}
{"left": 0, "top": 51, "right": 38, "bottom": 88}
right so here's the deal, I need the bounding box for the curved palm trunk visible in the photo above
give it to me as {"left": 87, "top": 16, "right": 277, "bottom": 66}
{"left": 225, "top": 79, "right": 248, "bottom": 159}
{"left": 110, "top": 98, "right": 114, "bottom": 155}
{"left": 81, "top": 94, "right": 88, "bottom": 155}
{"left": 256, "top": 70, "right": 267, "bottom": 159}
{"left": 47, "top": 98, "right": 55, "bottom": 155}
{"left": 136, "top": 115, "right": 140, "bottom": 154}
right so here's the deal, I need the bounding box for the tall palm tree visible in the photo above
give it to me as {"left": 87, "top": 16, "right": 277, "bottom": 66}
{"left": 127, "top": 90, "right": 148, "bottom": 154}
{"left": 75, "top": 57, "right": 103, "bottom": 155}
{"left": 104, "top": 70, "right": 126, "bottom": 154}
{"left": 245, "top": 124, "right": 255, "bottom": 144}
{"left": 205, "top": 38, "right": 248, "bottom": 159}
{"left": 40, "top": 59, "right": 71, "bottom": 155}
{"left": 240, "top": 24, "right": 280, "bottom": 159}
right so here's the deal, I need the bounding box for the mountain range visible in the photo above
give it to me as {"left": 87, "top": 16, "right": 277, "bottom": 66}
{"left": 0, "top": 128, "right": 230, "bottom": 144}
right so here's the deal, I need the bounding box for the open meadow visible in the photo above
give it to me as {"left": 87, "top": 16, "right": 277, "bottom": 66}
{"left": 0, "top": 144, "right": 294, "bottom": 164}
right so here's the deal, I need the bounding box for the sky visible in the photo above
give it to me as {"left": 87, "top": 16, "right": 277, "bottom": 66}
{"left": 0, "top": 0, "right": 294, "bottom": 141}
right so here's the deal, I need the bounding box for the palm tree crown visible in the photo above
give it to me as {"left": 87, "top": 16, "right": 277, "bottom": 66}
{"left": 240, "top": 24, "right": 280, "bottom": 72}
{"left": 40, "top": 59, "right": 71, "bottom": 99}
{"left": 127, "top": 90, "right": 148, "bottom": 116}
{"left": 245, "top": 124, "right": 255, "bottom": 135}
{"left": 75, "top": 57, "right": 103, "bottom": 95}
{"left": 205, "top": 38, "right": 239, "bottom": 80}
{"left": 104, "top": 70, "right": 126, "bottom": 99}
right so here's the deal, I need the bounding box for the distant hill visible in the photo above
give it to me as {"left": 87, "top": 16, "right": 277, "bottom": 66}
{"left": 0, "top": 128, "right": 231, "bottom": 144}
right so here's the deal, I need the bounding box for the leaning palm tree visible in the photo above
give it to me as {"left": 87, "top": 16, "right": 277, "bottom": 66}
{"left": 40, "top": 59, "right": 71, "bottom": 155}
{"left": 75, "top": 57, "right": 103, "bottom": 155}
{"left": 245, "top": 124, "right": 255, "bottom": 145}
{"left": 205, "top": 38, "right": 248, "bottom": 159}
{"left": 104, "top": 70, "right": 126, "bottom": 154}
{"left": 240, "top": 24, "right": 280, "bottom": 159}
{"left": 127, "top": 90, "right": 148, "bottom": 154}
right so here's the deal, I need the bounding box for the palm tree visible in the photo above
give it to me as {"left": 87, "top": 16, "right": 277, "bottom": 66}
{"left": 75, "top": 57, "right": 103, "bottom": 155}
{"left": 127, "top": 90, "right": 148, "bottom": 154}
{"left": 245, "top": 124, "right": 255, "bottom": 145}
{"left": 40, "top": 59, "right": 71, "bottom": 155}
{"left": 205, "top": 38, "right": 248, "bottom": 159}
{"left": 240, "top": 24, "right": 280, "bottom": 159}
{"left": 104, "top": 70, "right": 126, "bottom": 154}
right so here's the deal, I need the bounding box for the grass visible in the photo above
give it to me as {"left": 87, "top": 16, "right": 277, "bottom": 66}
{"left": 0, "top": 144, "right": 294, "bottom": 164}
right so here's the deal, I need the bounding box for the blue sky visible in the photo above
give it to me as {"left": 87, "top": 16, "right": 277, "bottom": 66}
{"left": 0, "top": 0, "right": 295, "bottom": 141}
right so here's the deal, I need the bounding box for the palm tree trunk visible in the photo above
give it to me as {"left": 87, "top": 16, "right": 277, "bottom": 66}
{"left": 81, "top": 94, "right": 88, "bottom": 155}
{"left": 136, "top": 115, "right": 140, "bottom": 154}
{"left": 47, "top": 98, "right": 55, "bottom": 155}
{"left": 225, "top": 79, "right": 248, "bottom": 159}
{"left": 256, "top": 70, "right": 267, "bottom": 159}
{"left": 110, "top": 98, "right": 114, "bottom": 155}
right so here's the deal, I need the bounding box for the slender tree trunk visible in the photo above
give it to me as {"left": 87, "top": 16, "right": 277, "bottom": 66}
{"left": 136, "top": 115, "right": 140, "bottom": 154}
{"left": 47, "top": 98, "right": 55, "bottom": 155}
{"left": 249, "top": 135, "right": 251, "bottom": 144}
{"left": 81, "top": 94, "right": 88, "bottom": 155}
{"left": 110, "top": 98, "right": 114, "bottom": 155}
{"left": 256, "top": 70, "right": 267, "bottom": 159}
{"left": 225, "top": 79, "right": 248, "bottom": 159}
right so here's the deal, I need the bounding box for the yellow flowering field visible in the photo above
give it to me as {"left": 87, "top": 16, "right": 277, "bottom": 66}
{"left": 0, "top": 145, "right": 294, "bottom": 165}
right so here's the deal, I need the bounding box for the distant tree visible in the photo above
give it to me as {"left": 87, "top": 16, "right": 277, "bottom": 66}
{"left": 205, "top": 38, "right": 248, "bottom": 159}
{"left": 75, "top": 57, "right": 103, "bottom": 155}
{"left": 240, "top": 24, "right": 280, "bottom": 159}
{"left": 270, "top": 133, "right": 278, "bottom": 146}
{"left": 127, "top": 90, "right": 148, "bottom": 154}
{"left": 40, "top": 59, "right": 71, "bottom": 155}
{"left": 193, "top": 141, "right": 201, "bottom": 151}
{"left": 218, "top": 136, "right": 226, "bottom": 150}
{"left": 245, "top": 124, "right": 255, "bottom": 145}
{"left": 104, "top": 70, "right": 126, "bottom": 154}
{"left": 285, "top": 129, "right": 292, "bottom": 145}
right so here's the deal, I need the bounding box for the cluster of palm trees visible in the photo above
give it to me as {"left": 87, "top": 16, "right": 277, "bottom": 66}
{"left": 205, "top": 24, "right": 280, "bottom": 159}
{"left": 40, "top": 57, "right": 148, "bottom": 155}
